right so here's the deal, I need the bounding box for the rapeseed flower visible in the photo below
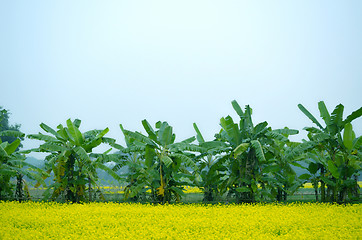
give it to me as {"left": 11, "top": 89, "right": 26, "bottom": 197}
{"left": 0, "top": 201, "right": 360, "bottom": 239}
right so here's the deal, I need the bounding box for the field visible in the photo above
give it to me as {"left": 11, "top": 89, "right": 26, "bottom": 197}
{"left": 24, "top": 186, "right": 317, "bottom": 203}
{"left": 0, "top": 201, "right": 361, "bottom": 240}
{"left": 99, "top": 186, "right": 320, "bottom": 203}
{"left": 26, "top": 183, "right": 361, "bottom": 203}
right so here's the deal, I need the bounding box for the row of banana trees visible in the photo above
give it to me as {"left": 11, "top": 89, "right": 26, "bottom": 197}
{"left": 0, "top": 101, "right": 361, "bottom": 203}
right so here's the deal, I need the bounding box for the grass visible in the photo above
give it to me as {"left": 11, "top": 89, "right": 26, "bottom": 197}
{"left": 25, "top": 186, "right": 360, "bottom": 204}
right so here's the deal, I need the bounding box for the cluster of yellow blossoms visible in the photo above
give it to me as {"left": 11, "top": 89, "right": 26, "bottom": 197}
{"left": 1, "top": 201, "right": 360, "bottom": 239}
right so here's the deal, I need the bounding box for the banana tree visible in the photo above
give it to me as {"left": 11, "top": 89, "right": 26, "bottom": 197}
{"left": 302, "top": 150, "right": 329, "bottom": 201}
{"left": 122, "top": 152, "right": 154, "bottom": 202}
{"left": 341, "top": 123, "right": 362, "bottom": 200}
{"left": 216, "top": 100, "right": 292, "bottom": 202}
{"left": 192, "top": 123, "right": 230, "bottom": 202}
{"left": 107, "top": 137, "right": 154, "bottom": 202}
{"left": 119, "top": 120, "right": 199, "bottom": 204}
{"left": 107, "top": 125, "right": 159, "bottom": 202}
{"left": 0, "top": 130, "right": 46, "bottom": 201}
{"left": 298, "top": 101, "right": 362, "bottom": 202}
{"left": 262, "top": 128, "right": 315, "bottom": 201}
{"left": 28, "top": 119, "right": 120, "bottom": 202}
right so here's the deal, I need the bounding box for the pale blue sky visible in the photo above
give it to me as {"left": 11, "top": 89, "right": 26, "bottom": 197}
{"left": 1, "top": 1, "right": 361, "bottom": 157}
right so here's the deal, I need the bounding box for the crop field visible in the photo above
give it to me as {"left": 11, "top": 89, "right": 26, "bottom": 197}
{"left": 1, "top": 201, "right": 361, "bottom": 240}
{"left": 26, "top": 183, "right": 361, "bottom": 203}
{"left": 1, "top": 101, "right": 361, "bottom": 239}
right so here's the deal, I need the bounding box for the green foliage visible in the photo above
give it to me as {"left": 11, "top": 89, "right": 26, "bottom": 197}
{"left": 2, "top": 100, "right": 359, "bottom": 204}
{"left": 119, "top": 120, "right": 199, "bottom": 204}
{"left": 191, "top": 123, "right": 230, "bottom": 202}
{"left": 0, "top": 107, "right": 24, "bottom": 149}
{"left": 298, "top": 101, "right": 362, "bottom": 202}
{"left": 217, "top": 100, "right": 303, "bottom": 203}
{"left": 28, "top": 119, "right": 119, "bottom": 202}
{"left": 0, "top": 130, "right": 45, "bottom": 201}
{"left": 0, "top": 108, "right": 46, "bottom": 201}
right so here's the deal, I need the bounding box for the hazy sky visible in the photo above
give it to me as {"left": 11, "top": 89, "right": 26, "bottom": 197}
{"left": 1, "top": 1, "right": 361, "bottom": 157}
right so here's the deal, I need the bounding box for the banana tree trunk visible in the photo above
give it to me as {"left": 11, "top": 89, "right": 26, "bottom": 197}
{"left": 88, "top": 176, "right": 92, "bottom": 202}
{"left": 15, "top": 173, "right": 23, "bottom": 202}
{"left": 283, "top": 189, "right": 287, "bottom": 201}
{"left": 65, "top": 154, "right": 76, "bottom": 202}
{"left": 314, "top": 186, "right": 319, "bottom": 202}
{"left": 333, "top": 184, "right": 338, "bottom": 202}
{"left": 352, "top": 175, "right": 359, "bottom": 199}
{"left": 277, "top": 188, "right": 282, "bottom": 201}
{"left": 313, "top": 179, "right": 319, "bottom": 202}
{"left": 321, "top": 167, "right": 325, "bottom": 202}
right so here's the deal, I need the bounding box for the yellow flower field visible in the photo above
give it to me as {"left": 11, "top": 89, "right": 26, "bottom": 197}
{"left": 0, "top": 201, "right": 361, "bottom": 240}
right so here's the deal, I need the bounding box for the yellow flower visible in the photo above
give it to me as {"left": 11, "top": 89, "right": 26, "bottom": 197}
{"left": 156, "top": 175, "right": 165, "bottom": 196}
{"left": 156, "top": 166, "right": 165, "bottom": 197}
{"left": 1, "top": 201, "right": 361, "bottom": 240}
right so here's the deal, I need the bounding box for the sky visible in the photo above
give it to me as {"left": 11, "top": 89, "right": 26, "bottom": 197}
{"left": 1, "top": 1, "right": 361, "bottom": 158}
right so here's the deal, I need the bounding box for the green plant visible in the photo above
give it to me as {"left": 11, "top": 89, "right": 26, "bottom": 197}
{"left": 119, "top": 120, "right": 199, "bottom": 203}
{"left": 191, "top": 123, "right": 230, "bottom": 202}
{"left": 0, "top": 130, "right": 45, "bottom": 201}
{"left": 216, "top": 100, "right": 307, "bottom": 203}
{"left": 28, "top": 119, "right": 120, "bottom": 202}
{"left": 298, "top": 101, "right": 362, "bottom": 202}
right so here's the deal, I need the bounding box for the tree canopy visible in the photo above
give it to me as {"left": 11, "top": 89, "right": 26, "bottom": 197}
{"left": 0, "top": 107, "right": 23, "bottom": 149}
